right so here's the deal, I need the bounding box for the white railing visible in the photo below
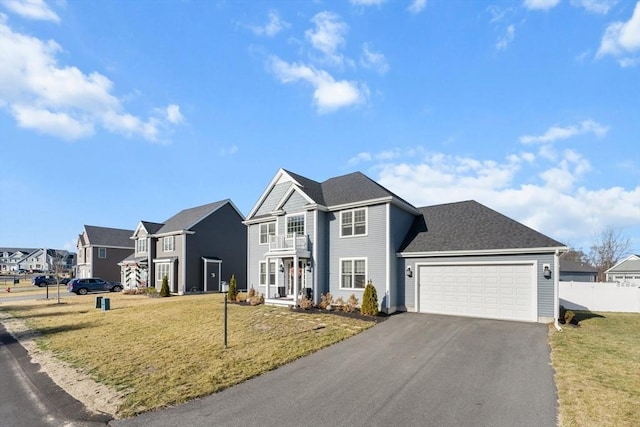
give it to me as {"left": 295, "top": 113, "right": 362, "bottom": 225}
{"left": 269, "top": 234, "right": 308, "bottom": 252}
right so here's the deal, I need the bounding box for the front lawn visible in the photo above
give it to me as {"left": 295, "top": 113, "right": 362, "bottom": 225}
{"left": 550, "top": 312, "right": 640, "bottom": 427}
{"left": 0, "top": 293, "right": 376, "bottom": 417}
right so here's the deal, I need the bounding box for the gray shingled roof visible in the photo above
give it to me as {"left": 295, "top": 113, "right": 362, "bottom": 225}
{"left": 157, "top": 200, "right": 228, "bottom": 234}
{"left": 141, "top": 221, "right": 164, "bottom": 234}
{"left": 282, "top": 169, "right": 414, "bottom": 209}
{"left": 607, "top": 256, "right": 640, "bottom": 273}
{"left": 84, "top": 225, "right": 135, "bottom": 248}
{"left": 559, "top": 259, "right": 597, "bottom": 273}
{"left": 398, "top": 200, "right": 564, "bottom": 253}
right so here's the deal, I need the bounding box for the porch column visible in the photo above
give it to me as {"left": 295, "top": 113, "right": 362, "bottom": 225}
{"left": 293, "top": 254, "right": 298, "bottom": 306}
{"left": 265, "top": 256, "right": 271, "bottom": 299}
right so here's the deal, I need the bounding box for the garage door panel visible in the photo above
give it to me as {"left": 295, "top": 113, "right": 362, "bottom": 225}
{"left": 418, "top": 264, "right": 535, "bottom": 322}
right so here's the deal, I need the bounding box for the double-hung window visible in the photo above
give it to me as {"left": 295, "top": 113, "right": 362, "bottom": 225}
{"left": 286, "top": 214, "right": 305, "bottom": 237}
{"left": 157, "top": 263, "right": 171, "bottom": 287}
{"left": 340, "top": 208, "right": 367, "bottom": 237}
{"left": 259, "top": 261, "right": 276, "bottom": 286}
{"left": 163, "top": 236, "right": 175, "bottom": 252}
{"left": 136, "top": 238, "right": 147, "bottom": 254}
{"left": 340, "top": 258, "right": 366, "bottom": 289}
{"left": 259, "top": 222, "right": 276, "bottom": 245}
{"left": 98, "top": 247, "right": 107, "bottom": 258}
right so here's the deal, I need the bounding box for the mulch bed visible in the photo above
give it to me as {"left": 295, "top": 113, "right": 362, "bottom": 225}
{"left": 289, "top": 306, "right": 389, "bottom": 323}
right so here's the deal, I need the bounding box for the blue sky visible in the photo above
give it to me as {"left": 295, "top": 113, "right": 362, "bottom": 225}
{"left": 0, "top": 0, "right": 639, "bottom": 256}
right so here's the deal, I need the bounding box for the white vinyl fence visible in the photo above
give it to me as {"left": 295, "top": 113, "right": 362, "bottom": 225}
{"left": 560, "top": 281, "right": 640, "bottom": 313}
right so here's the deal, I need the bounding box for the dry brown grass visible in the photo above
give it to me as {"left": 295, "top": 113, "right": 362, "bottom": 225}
{"left": 550, "top": 312, "right": 640, "bottom": 427}
{"left": 1, "top": 293, "right": 375, "bottom": 417}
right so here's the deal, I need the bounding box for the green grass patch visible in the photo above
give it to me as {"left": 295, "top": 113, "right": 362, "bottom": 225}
{"left": 550, "top": 312, "right": 640, "bottom": 427}
{"left": 1, "top": 293, "right": 375, "bottom": 417}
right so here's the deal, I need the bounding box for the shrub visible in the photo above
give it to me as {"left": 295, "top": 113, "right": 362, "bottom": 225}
{"left": 236, "top": 292, "right": 247, "bottom": 303}
{"left": 564, "top": 310, "right": 575, "bottom": 325}
{"left": 333, "top": 297, "right": 345, "bottom": 310}
{"left": 227, "top": 274, "right": 238, "bottom": 302}
{"left": 559, "top": 305, "right": 567, "bottom": 324}
{"left": 249, "top": 293, "right": 264, "bottom": 306}
{"left": 160, "top": 276, "right": 171, "bottom": 297}
{"left": 146, "top": 287, "right": 159, "bottom": 297}
{"left": 319, "top": 292, "right": 333, "bottom": 309}
{"left": 344, "top": 294, "right": 359, "bottom": 313}
{"left": 361, "top": 280, "right": 379, "bottom": 316}
{"left": 247, "top": 287, "right": 256, "bottom": 298}
{"left": 299, "top": 295, "right": 314, "bottom": 310}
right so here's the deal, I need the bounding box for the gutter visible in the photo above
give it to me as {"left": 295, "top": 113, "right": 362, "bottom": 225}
{"left": 554, "top": 249, "right": 562, "bottom": 331}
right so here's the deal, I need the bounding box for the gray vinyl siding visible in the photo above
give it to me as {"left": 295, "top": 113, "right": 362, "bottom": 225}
{"left": 387, "top": 205, "right": 418, "bottom": 311}
{"left": 256, "top": 182, "right": 290, "bottom": 216}
{"left": 91, "top": 247, "right": 133, "bottom": 282}
{"left": 398, "top": 252, "right": 557, "bottom": 319}
{"left": 327, "top": 203, "right": 388, "bottom": 307}
{"left": 315, "top": 210, "right": 329, "bottom": 303}
{"left": 560, "top": 272, "right": 597, "bottom": 282}
{"left": 185, "top": 203, "right": 247, "bottom": 292}
{"left": 282, "top": 191, "right": 309, "bottom": 214}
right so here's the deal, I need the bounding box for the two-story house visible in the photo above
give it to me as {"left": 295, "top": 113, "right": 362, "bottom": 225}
{"left": 120, "top": 199, "right": 247, "bottom": 294}
{"left": 245, "top": 169, "right": 567, "bottom": 323}
{"left": 76, "top": 226, "right": 135, "bottom": 282}
{"left": 0, "top": 248, "right": 36, "bottom": 272}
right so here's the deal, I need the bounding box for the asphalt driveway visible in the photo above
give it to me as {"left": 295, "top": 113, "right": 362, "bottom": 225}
{"left": 111, "top": 313, "right": 557, "bottom": 427}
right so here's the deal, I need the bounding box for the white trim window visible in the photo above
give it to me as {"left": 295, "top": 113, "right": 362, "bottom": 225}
{"left": 286, "top": 214, "right": 305, "bottom": 237}
{"left": 157, "top": 263, "right": 171, "bottom": 287}
{"left": 340, "top": 258, "right": 367, "bottom": 289}
{"left": 259, "top": 222, "right": 276, "bottom": 245}
{"left": 163, "top": 236, "right": 175, "bottom": 252}
{"left": 98, "top": 247, "right": 107, "bottom": 258}
{"left": 259, "top": 261, "right": 276, "bottom": 286}
{"left": 136, "top": 238, "right": 147, "bottom": 254}
{"left": 340, "top": 208, "right": 367, "bottom": 237}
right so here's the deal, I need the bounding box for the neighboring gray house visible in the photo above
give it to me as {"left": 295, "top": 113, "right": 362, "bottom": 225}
{"left": 559, "top": 259, "right": 598, "bottom": 282}
{"left": 0, "top": 248, "right": 76, "bottom": 273}
{"left": 76, "top": 226, "right": 135, "bottom": 282}
{"left": 120, "top": 199, "right": 246, "bottom": 294}
{"left": 0, "top": 248, "right": 37, "bottom": 272}
{"left": 605, "top": 254, "right": 640, "bottom": 287}
{"left": 245, "top": 169, "right": 567, "bottom": 323}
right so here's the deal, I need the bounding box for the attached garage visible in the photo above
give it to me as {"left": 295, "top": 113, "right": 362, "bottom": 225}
{"left": 417, "top": 263, "right": 537, "bottom": 322}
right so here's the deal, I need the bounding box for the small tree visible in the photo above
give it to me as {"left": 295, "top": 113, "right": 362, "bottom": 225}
{"left": 361, "top": 280, "right": 379, "bottom": 316}
{"left": 227, "top": 274, "right": 238, "bottom": 302}
{"left": 160, "top": 275, "right": 171, "bottom": 297}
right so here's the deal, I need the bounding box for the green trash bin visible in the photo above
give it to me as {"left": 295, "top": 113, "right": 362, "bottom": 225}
{"left": 101, "top": 297, "right": 110, "bottom": 311}
{"left": 96, "top": 296, "right": 103, "bottom": 309}
{"left": 13, "top": 279, "right": 19, "bottom": 285}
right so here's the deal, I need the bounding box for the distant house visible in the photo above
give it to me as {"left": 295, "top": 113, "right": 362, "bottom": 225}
{"left": 605, "top": 255, "right": 640, "bottom": 287}
{"left": 0, "top": 248, "right": 76, "bottom": 273}
{"left": 559, "top": 259, "right": 598, "bottom": 282}
{"left": 0, "top": 248, "right": 37, "bottom": 272}
{"left": 76, "top": 226, "right": 135, "bottom": 282}
{"left": 245, "top": 168, "right": 566, "bottom": 323}
{"left": 120, "top": 199, "right": 246, "bottom": 294}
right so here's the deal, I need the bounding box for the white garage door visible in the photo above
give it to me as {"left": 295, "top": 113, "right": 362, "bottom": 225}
{"left": 418, "top": 263, "right": 536, "bottom": 322}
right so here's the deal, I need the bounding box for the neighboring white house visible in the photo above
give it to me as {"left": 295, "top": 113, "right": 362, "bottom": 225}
{"left": 605, "top": 254, "right": 640, "bottom": 287}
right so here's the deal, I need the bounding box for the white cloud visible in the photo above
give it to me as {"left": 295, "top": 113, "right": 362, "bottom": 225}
{"left": 570, "top": 0, "right": 617, "bottom": 14}
{"left": 496, "top": 24, "right": 516, "bottom": 50}
{"left": 0, "top": 19, "right": 183, "bottom": 142}
{"left": 305, "top": 11, "right": 348, "bottom": 67}
{"left": 360, "top": 43, "right": 389, "bottom": 74}
{"left": 219, "top": 144, "right": 239, "bottom": 156}
{"left": 407, "top": 0, "right": 427, "bottom": 14}
{"left": 269, "top": 55, "right": 368, "bottom": 113}
{"left": 1, "top": 0, "right": 59, "bottom": 22}
{"left": 596, "top": 1, "right": 640, "bottom": 66}
{"left": 523, "top": 0, "right": 561, "bottom": 10}
{"left": 365, "top": 147, "right": 639, "bottom": 252}
{"left": 349, "top": 152, "right": 373, "bottom": 165}
{"left": 249, "top": 10, "right": 290, "bottom": 37}
{"left": 519, "top": 120, "right": 609, "bottom": 144}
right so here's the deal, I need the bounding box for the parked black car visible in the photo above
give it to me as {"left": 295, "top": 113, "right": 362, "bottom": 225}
{"left": 67, "top": 278, "right": 123, "bottom": 295}
{"left": 32, "top": 275, "right": 57, "bottom": 287}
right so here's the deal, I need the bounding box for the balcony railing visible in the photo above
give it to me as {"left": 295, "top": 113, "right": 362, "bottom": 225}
{"left": 269, "top": 234, "right": 308, "bottom": 252}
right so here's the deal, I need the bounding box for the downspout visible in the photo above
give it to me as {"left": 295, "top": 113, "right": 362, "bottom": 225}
{"left": 554, "top": 249, "right": 562, "bottom": 331}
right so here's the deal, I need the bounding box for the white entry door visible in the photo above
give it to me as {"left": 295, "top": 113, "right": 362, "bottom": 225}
{"left": 418, "top": 263, "right": 536, "bottom": 322}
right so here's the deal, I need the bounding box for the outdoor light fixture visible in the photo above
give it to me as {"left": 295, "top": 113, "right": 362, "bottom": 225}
{"left": 279, "top": 263, "right": 284, "bottom": 273}
{"left": 406, "top": 266, "right": 413, "bottom": 277}
{"left": 306, "top": 261, "right": 312, "bottom": 272}
{"left": 543, "top": 264, "right": 552, "bottom": 279}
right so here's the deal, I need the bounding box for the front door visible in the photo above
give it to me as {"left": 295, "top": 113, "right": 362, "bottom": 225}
{"left": 285, "top": 259, "right": 305, "bottom": 297}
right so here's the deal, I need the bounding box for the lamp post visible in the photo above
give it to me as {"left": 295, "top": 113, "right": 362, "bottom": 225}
{"left": 221, "top": 281, "right": 229, "bottom": 349}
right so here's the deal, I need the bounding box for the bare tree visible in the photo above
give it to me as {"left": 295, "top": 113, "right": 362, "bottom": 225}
{"left": 559, "top": 243, "right": 589, "bottom": 264}
{"left": 587, "top": 226, "right": 631, "bottom": 281}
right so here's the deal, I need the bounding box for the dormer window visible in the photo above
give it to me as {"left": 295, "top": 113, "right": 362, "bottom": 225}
{"left": 340, "top": 208, "right": 367, "bottom": 237}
